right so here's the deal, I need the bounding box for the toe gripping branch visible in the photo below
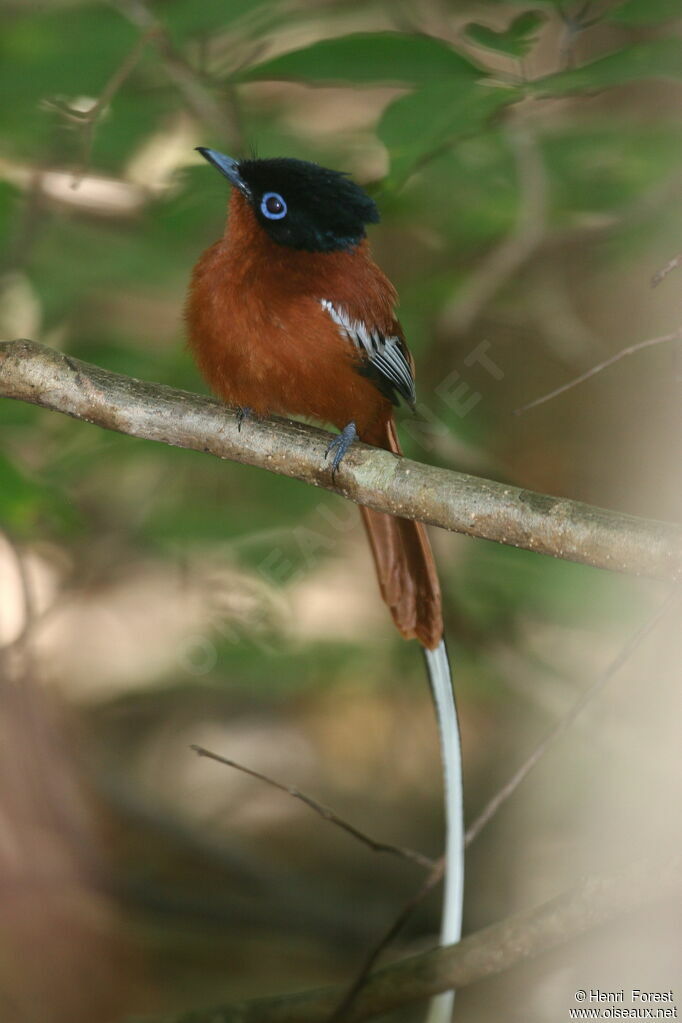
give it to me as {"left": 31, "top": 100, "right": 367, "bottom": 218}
{"left": 236, "top": 406, "right": 252, "bottom": 431}
{"left": 325, "top": 421, "right": 358, "bottom": 476}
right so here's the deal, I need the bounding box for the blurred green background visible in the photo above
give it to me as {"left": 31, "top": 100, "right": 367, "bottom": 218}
{"left": 1, "top": 1, "right": 681, "bottom": 1020}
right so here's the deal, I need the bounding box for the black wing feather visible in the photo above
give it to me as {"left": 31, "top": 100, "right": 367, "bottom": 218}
{"left": 320, "top": 300, "right": 416, "bottom": 407}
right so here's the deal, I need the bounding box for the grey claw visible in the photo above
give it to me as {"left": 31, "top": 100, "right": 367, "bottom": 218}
{"left": 325, "top": 421, "right": 357, "bottom": 476}
{"left": 236, "top": 406, "right": 252, "bottom": 432}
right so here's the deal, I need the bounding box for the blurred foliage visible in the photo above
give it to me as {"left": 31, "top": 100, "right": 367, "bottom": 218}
{"left": 239, "top": 31, "right": 484, "bottom": 84}
{"left": 0, "top": 0, "right": 679, "bottom": 748}
{"left": 464, "top": 11, "right": 548, "bottom": 57}
{"left": 1, "top": 0, "right": 681, "bottom": 1018}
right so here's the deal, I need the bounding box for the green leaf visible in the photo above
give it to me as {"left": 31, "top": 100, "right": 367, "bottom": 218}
{"left": 238, "top": 32, "right": 482, "bottom": 86}
{"left": 0, "top": 4, "right": 137, "bottom": 152}
{"left": 530, "top": 39, "right": 682, "bottom": 95}
{"left": 0, "top": 455, "right": 39, "bottom": 530}
{"left": 378, "top": 81, "right": 518, "bottom": 183}
{"left": 162, "top": 0, "right": 275, "bottom": 40}
{"left": 0, "top": 6, "right": 136, "bottom": 111}
{"left": 84, "top": 90, "right": 170, "bottom": 175}
{"left": 607, "top": 0, "right": 682, "bottom": 25}
{"left": 372, "top": 128, "right": 519, "bottom": 254}
{"left": 464, "top": 11, "right": 547, "bottom": 58}
{"left": 541, "top": 123, "right": 682, "bottom": 220}
{"left": 0, "top": 180, "right": 19, "bottom": 240}
{"left": 509, "top": 11, "right": 547, "bottom": 38}
{"left": 0, "top": 453, "right": 74, "bottom": 534}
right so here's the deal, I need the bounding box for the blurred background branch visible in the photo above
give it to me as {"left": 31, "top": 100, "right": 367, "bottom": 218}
{"left": 141, "top": 855, "right": 682, "bottom": 1023}
{"left": 191, "top": 743, "right": 436, "bottom": 870}
{"left": 439, "top": 124, "right": 548, "bottom": 336}
{"left": 2, "top": 1, "right": 682, "bottom": 1020}
{"left": 113, "top": 0, "right": 247, "bottom": 151}
{"left": 515, "top": 325, "right": 682, "bottom": 414}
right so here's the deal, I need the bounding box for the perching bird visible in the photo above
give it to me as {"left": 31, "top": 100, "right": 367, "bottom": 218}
{"left": 186, "top": 148, "right": 463, "bottom": 1022}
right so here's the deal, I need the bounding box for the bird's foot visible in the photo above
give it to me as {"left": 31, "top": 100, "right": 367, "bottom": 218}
{"left": 325, "top": 421, "right": 357, "bottom": 477}
{"left": 236, "top": 406, "right": 252, "bottom": 432}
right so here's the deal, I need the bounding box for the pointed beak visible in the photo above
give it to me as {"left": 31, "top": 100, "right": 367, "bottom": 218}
{"left": 196, "top": 147, "right": 250, "bottom": 197}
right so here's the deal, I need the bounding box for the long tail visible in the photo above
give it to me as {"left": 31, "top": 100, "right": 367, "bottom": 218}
{"left": 424, "top": 640, "right": 464, "bottom": 1023}
{"left": 360, "top": 419, "right": 464, "bottom": 1021}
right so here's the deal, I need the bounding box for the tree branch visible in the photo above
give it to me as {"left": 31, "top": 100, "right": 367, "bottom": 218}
{"left": 136, "top": 856, "right": 682, "bottom": 1023}
{"left": 1, "top": 339, "right": 681, "bottom": 580}
{"left": 190, "top": 744, "right": 435, "bottom": 871}
{"left": 652, "top": 252, "right": 682, "bottom": 288}
{"left": 514, "top": 327, "right": 682, "bottom": 415}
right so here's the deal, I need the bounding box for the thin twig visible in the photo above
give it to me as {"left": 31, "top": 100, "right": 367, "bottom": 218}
{"left": 327, "top": 858, "right": 445, "bottom": 1023}
{"left": 327, "top": 584, "right": 681, "bottom": 1021}
{"left": 190, "top": 745, "right": 435, "bottom": 871}
{"left": 70, "top": 29, "right": 154, "bottom": 186}
{"left": 113, "top": 0, "right": 246, "bottom": 151}
{"left": 557, "top": 0, "right": 600, "bottom": 69}
{"left": 138, "top": 856, "right": 682, "bottom": 1022}
{"left": 514, "top": 326, "right": 682, "bottom": 415}
{"left": 465, "top": 584, "right": 680, "bottom": 846}
{"left": 651, "top": 253, "right": 682, "bottom": 288}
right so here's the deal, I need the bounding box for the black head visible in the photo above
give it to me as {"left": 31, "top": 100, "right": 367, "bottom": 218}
{"left": 197, "top": 148, "right": 379, "bottom": 253}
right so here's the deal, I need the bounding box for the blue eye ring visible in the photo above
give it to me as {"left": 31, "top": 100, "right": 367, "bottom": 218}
{"left": 260, "top": 191, "right": 287, "bottom": 220}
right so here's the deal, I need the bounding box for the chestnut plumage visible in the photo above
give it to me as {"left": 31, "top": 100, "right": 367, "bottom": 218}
{"left": 187, "top": 150, "right": 442, "bottom": 646}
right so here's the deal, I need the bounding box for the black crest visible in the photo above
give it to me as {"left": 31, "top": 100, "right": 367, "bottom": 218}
{"left": 198, "top": 149, "right": 380, "bottom": 253}
{"left": 239, "top": 157, "right": 379, "bottom": 252}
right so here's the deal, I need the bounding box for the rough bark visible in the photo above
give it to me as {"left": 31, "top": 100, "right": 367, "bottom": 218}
{"left": 1, "top": 339, "right": 681, "bottom": 580}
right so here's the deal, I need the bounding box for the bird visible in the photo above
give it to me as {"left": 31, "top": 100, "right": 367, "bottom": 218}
{"left": 186, "top": 147, "right": 463, "bottom": 1022}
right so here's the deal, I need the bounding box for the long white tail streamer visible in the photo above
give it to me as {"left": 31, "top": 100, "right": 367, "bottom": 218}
{"left": 424, "top": 639, "right": 464, "bottom": 1023}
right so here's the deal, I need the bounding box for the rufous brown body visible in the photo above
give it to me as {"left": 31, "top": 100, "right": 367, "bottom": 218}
{"left": 187, "top": 156, "right": 442, "bottom": 648}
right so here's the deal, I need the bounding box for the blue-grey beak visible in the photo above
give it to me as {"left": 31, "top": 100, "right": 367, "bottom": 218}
{"left": 196, "top": 147, "right": 250, "bottom": 197}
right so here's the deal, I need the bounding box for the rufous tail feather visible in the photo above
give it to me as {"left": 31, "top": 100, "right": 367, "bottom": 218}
{"left": 359, "top": 419, "right": 442, "bottom": 650}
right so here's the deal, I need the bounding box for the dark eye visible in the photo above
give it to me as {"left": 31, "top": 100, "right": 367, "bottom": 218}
{"left": 261, "top": 191, "right": 287, "bottom": 220}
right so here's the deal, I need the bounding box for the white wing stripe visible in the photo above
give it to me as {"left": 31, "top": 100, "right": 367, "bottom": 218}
{"left": 373, "top": 350, "right": 413, "bottom": 393}
{"left": 320, "top": 299, "right": 415, "bottom": 404}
